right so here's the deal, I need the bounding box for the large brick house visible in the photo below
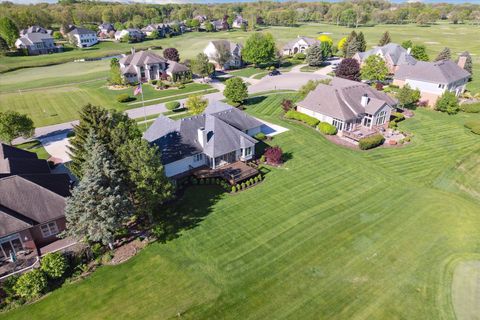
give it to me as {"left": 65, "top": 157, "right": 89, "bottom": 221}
{"left": 0, "top": 144, "right": 72, "bottom": 265}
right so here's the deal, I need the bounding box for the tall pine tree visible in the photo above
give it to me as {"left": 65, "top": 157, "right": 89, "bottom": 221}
{"left": 344, "top": 31, "right": 358, "bottom": 58}
{"left": 378, "top": 31, "right": 391, "bottom": 46}
{"left": 435, "top": 47, "right": 451, "bottom": 62}
{"left": 356, "top": 32, "right": 367, "bottom": 52}
{"left": 64, "top": 134, "right": 133, "bottom": 247}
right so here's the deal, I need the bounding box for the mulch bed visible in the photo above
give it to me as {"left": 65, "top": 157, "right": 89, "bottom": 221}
{"left": 108, "top": 239, "right": 148, "bottom": 265}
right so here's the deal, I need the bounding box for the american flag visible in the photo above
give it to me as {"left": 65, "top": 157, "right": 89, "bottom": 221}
{"left": 133, "top": 84, "right": 142, "bottom": 96}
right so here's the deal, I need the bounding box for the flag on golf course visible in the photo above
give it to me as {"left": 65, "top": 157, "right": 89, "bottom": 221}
{"left": 134, "top": 84, "right": 142, "bottom": 96}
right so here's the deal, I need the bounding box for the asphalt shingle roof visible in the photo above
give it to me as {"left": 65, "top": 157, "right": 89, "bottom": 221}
{"left": 357, "top": 43, "right": 417, "bottom": 67}
{"left": 283, "top": 36, "right": 320, "bottom": 50}
{"left": 394, "top": 60, "right": 471, "bottom": 84}
{"left": 120, "top": 50, "right": 166, "bottom": 67}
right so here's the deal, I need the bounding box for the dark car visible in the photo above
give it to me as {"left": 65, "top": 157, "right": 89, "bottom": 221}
{"left": 269, "top": 69, "right": 281, "bottom": 76}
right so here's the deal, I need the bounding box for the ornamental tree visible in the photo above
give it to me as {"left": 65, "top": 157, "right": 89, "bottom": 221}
{"left": 109, "top": 58, "right": 123, "bottom": 85}
{"left": 435, "top": 91, "right": 460, "bottom": 115}
{"left": 317, "top": 34, "right": 333, "bottom": 46}
{"left": 204, "top": 21, "right": 214, "bottom": 32}
{"left": 335, "top": 58, "right": 361, "bottom": 82}
{"left": 411, "top": 45, "right": 429, "bottom": 61}
{"left": 264, "top": 146, "right": 283, "bottom": 165}
{"left": 212, "top": 42, "right": 232, "bottom": 70}
{"left": 337, "top": 37, "right": 347, "bottom": 55}
{"left": 186, "top": 95, "right": 208, "bottom": 115}
{"left": 401, "top": 40, "right": 413, "bottom": 49}
{"left": 356, "top": 32, "right": 367, "bottom": 52}
{"left": 435, "top": 47, "right": 451, "bottom": 62}
{"left": 242, "top": 32, "right": 276, "bottom": 67}
{"left": 191, "top": 53, "right": 211, "bottom": 78}
{"left": 397, "top": 84, "right": 421, "bottom": 109}
{"left": 361, "top": 55, "right": 389, "bottom": 81}
{"left": 163, "top": 48, "right": 180, "bottom": 62}
{"left": 0, "top": 111, "right": 35, "bottom": 145}
{"left": 224, "top": 77, "right": 248, "bottom": 104}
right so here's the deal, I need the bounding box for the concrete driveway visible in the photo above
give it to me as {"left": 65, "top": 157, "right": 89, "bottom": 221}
{"left": 248, "top": 73, "right": 329, "bottom": 94}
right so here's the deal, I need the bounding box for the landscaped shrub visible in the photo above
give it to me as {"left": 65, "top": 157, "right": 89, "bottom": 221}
{"left": 389, "top": 112, "right": 406, "bottom": 128}
{"left": 246, "top": 181, "right": 251, "bottom": 187}
{"left": 318, "top": 122, "right": 338, "bottom": 135}
{"left": 257, "top": 174, "right": 262, "bottom": 181}
{"left": 284, "top": 110, "right": 320, "bottom": 127}
{"left": 254, "top": 132, "right": 266, "bottom": 140}
{"left": 461, "top": 103, "right": 480, "bottom": 113}
{"left": 464, "top": 120, "right": 480, "bottom": 129}
{"left": 166, "top": 101, "right": 181, "bottom": 110}
{"left": 236, "top": 184, "right": 241, "bottom": 191}
{"left": 150, "top": 79, "right": 158, "bottom": 85}
{"left": 249, "top": 178, "right": 254, "bottom": 185}
{"left": 281, "top": 99, "right": 294, "bottom": 113}
{"left": 117, "top": 94, "right": 135, "bottom": 103}
{"left": 231, "top": 186, "right": 237, "bottom": 192}
{"left": 40, "top": 252, "right": 68, "bottom": 279}
{"left": 359, "top": 134, "right": 385, "bottom": 150}
{"left": 264, "top": 146, "right": 283, "bottom": 165}
{"left": 293, "top": 52, "right": 306, "bottom": 60}
{"left": 241, "top": 182, "right": 246, "bottom": 190}
{"left": 13, "top": 269, "right": 47, "bottom": 300}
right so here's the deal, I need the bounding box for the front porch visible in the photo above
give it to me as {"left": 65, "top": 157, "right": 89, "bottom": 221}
{"left": 193, "top": 161, "right": 259, "bottom": 185}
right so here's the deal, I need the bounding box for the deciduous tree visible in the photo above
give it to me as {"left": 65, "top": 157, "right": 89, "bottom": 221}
{"left": 191, "top": 53, "right": 211, "bottom": 78}
{"left": 361, "top": 55, "right": 389, "bottom": 81}
{"left": 163, "top": 48, "right": 180, "bottom": 62}
{"left": 212, "top": 42, "right": 232, "bottom": 70}
{"left": 0, "top": 36, "right": 9, "bottom": 55}
{"left": 397, "top": 84, "right": 421, "bottom": 109}
{"left": 0, "top": 111, "right": 34, "bottom": 145}
{"left": 335, "top": 58, "right": 361, "bottom": 82}
{"left": 224, "top": 77, "right": 248, "bottom": 104}
{"left": 186, "top": 95, "right": 208, "bottom": 115}
{"left": 0, "top": 17, "right": 18, "bottom": 47}
{"left": 242, "top": 32, "right": 276, "bottom": 66}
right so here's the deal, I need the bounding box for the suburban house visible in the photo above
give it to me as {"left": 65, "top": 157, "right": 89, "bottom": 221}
{"left": 120, "top": 49, "right": 190, "bottom": 83}
{"left": 114, "top": 28, "right": 145, "bottom": 42}
{"left": 282, "top": 36, "right": 320, "bottom": 56}
{"left": 204, "top": 40, "right": 243, "bottom": 70}
{"left": 393, "top": 59, "right": 470, "bottom": 106}
{"left": 193, "top": 15, "right": 208, "bottom": 23}
{"left": 0, "top": 144, "right": 72, "bottom": 267}
{"left": 144, "top": 103, "right": 263, "bottom": 179}
{"left": 19, "top": 25, "right": 52, "bottom": 36}
{"left": 98, "top": 23, "right": 115, "bottom": 38}
{"left": 297, "top": 77, "right": 397, "bottom": 133}
{"left": 353, "top": 43, "right": 417, "bottom": 74}
{"left": 68, "top": 27, "right": 98, "bottom": 48}
{"left": 232, "top": 16, "right": 247, "bottom": 28}
{"left": 141, "top": 24, "right": 166, "bottom": 37}
{"left": 15, "top": 32, "right": 62, "bottom": 55}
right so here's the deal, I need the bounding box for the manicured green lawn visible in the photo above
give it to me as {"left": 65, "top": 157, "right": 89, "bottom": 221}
{"left": 300, "top": 65, "right": 322, "bottom": 72}
{"left": 0, "top": 81, "right": 214, "bottom": 127}
{"left": 228, "top": 67, "right": 265, "bottom": 78}
{"left": 13, "top": 140, "right": 51, "bottom": 160}
{"left": 4, "top": 93, "right": 480, "bottom": 319}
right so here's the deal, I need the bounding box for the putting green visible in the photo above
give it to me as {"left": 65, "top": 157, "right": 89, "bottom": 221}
{"left": 452, "top": 261, "right": 480, "bottom": 320}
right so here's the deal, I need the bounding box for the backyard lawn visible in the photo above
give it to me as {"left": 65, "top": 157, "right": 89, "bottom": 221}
{"left": 4, "top": 94, "right": 480, "bottom": 319}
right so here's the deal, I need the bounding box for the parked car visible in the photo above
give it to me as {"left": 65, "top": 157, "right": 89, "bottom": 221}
{"left": 269, "top": 69, "right": 281, "bottom": 76}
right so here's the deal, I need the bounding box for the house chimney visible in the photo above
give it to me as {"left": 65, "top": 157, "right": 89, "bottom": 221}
{"left": 458, "top": 55, "right": 467, "bottom": 69}
{"left": 407, "top": 47, "right": 412, "bottom": 55}
{"left": 131, "top": 47, "right": 135, "bottom": 55}
{"left": 197, "top": 127, "right": 205, "bottom": 147}
{"left": 361, "top": 94, "right": 369, "bottom": 107}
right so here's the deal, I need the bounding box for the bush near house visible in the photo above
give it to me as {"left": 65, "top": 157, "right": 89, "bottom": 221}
{"left": 254, "top": 132, "right": 266, "bottom": 140}
{"left": 165, "top": 101, "right": 181, "bottom": 110}
{"left": 40, "top": 252, "right": 68, "bottom": 279}
{"left": 293, "top": 52, "right": 306, "bottom": 60}
{"left": 117, "top": 94, "right": 135, "bottom": 103}
{"left": 13, "top": 269, "right": 47, "bottom": 300}
{"left": 318, "top": 122, "right": 337, "bottom": 135}
{"left": 461, "top": 103, "right": 480, "bottom": 113}
{"left": 389, "top": 112, "right": 406, "bottom": 128}
{"left": 359, "top": 134, "right": 385, "bottom": 150}
{"left": 284, "top": 110, "right": 319, "bottom": 127}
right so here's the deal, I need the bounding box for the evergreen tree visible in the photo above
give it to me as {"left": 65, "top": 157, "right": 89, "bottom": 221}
{"left": 0, "top": 17, "right": 18, "bottom": 47}
{"left": 0, "top": 36, "right": 8, "bottom": 55}
{"left": 435, "top": 47, "right": 451, "bottom": 61}
{"left": 356, "top": 32, "right": 367, "bottom": 52}
{"left": 346, "top": 39, "right": 359, "bottom": 58}
{"left": 64, "top": 134, "right": 133, "bottom": 247}
{"left": 306, "top": 44, "right": 325, "bottom": 66}
{"left": 378, "top": 31, "right": 391, "bottom": 46}
{"left": 109, "top": 58, "right": 123, "bottom": 85}
{"left": 401, "top": 40, "right": 413, "bottom": 49}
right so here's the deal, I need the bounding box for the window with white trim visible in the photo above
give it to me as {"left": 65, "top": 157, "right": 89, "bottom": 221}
{"left": 244, "top": 147, "right": 252, "bottom": 156}
{"left": 40, "top": 222, "right": 59, "bottom": 238}
{"left": 193, "top": 154, "right": 203, "bottom": 162}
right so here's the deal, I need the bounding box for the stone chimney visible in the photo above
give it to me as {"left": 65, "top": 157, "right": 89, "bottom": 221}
{"left": 131, "top": 47, "right": 135, "bottom": 55}
{"left": 361, "top": 94, "right": 369, "bottom": 108}
{"left": 197, "top": 127, "right": 205, "bottom": 147}
{"left": 458, "top": 55, "right": 467, "bottom": 69}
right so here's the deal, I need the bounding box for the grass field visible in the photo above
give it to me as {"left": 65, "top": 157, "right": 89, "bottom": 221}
{"left": 13, "top": 140, "right": 50, "bottom": 159}
{"left": 4, "top": 92, "right": 480, "bottom": 319}
{"left": 451, "top": 260, "right": 480, "bottom": 320}
{"left": 0, "top": 81, "right": 214, "bottom": 127}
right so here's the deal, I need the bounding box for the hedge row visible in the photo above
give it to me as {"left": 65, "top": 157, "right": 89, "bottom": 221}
{"left": 359, "top": 133, "right": 385, "bottom": 150}
{"left": 388, "top": 112, "right": 406, "bottom": 129}
{"left": 317, "top": 122, "right": 337, "bottom": 135}
{"left": 117, "top": 94, "right": 136, "bottom": 103}
{"left": 284, "top": 110, "right": 320, "bottom": 127}
{"left": 231, "top": 175, "right": 263, "bottom": 193}
{"left": 190, "top": 177, "right": 230, "bottom": 190}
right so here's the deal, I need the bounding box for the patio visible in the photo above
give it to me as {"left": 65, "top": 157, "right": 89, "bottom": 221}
{"left": 341, "top": 126, "right": 378, "bottom": 142}
{"left": 193, "top": 161, "right": 259, "bottom": 185}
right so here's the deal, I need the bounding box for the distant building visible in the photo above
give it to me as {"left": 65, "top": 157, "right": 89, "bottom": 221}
{"left": 282, "top": 36, "right": 320, "bottom": 56}
{"left": 232, "top": 15, "right": 247, "bottom": 29}
{"left": 68, "top": 28, "right": 98, "bottom": 48}
{"left": 353, "top": 43, "right": 417, "bottom": 74}
{"left": 204, "top": 40, "right": 243, "bottom": 70}
{"left": 19, "top": 25, "right": 52, "bottom": 36}
{"left": 15, "top": 33, "right": 62, "bottom": 55}
{"left": 114, "top": 29, "right": 145, "bottom": 42}
{"left": 98, "top": 23, "right": 115, "bottom": 38}
{"left": 141, "top": 24, "right": 166, "bottom": 38}
{"left": 393, "top": 60, "right": 470, "bottom": 106}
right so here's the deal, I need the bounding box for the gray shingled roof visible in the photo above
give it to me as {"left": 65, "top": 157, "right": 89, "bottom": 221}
{"left": 356, "top": 43, "right": 417, "bottom": 66}
{"left": 394, "top": 60, "right": 471, "bottom": 84}
{"left": 0, "top": 158, "right": 51, "bottom": 175}
{"left": 297, "top": 77, "right": 397, "bottom": 121}
{"left": 166, "top": 61, "right": 190, "bottom": 74}
{"left": 69, "top": 27, "right": 96, "bottom": 35}
{"left": 17, "top": 32, "right": 54, "bottom": 45}
{"left": 0, "top": 144, "right": 37, "bottom": 160}
{"left": 144, "top": 104, "right": 258, "bottom": 164}
{"left": 120, "top": 50, "right": 166, "bottom": 67}
{"left": 210, "top": 40, "right": 242, "bottom": 58}
{"left": 0, "top": 176, "right": 66, "bottom": 237}
{"left": 283, "top": 36, "right": 320, "bottom": 50}
{"left": 204, "top": 103, "right": 263, "bottom": 131}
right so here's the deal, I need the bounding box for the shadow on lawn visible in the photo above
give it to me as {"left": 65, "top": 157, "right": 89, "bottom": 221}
{"left": 244, "top": 96, "right": 267, "bottom": 106}
{"left": 153, "top": 185, "right": 225, "bottom": 243}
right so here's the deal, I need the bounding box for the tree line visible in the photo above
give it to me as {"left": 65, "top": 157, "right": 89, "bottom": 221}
{"left": 0, "top": 0, "right": 479, "bottom": 32}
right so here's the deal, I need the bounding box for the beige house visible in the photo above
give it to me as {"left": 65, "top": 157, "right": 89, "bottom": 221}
{"left": 282, "top": 36, "right": 319, "bottom": 56}
{"left": 353, "top": 43, "right": 417, "bottom": 74}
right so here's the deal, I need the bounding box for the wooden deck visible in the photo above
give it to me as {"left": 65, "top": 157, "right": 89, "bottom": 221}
{"left": 193, "top": 161, "right": 259, "bottom": 185}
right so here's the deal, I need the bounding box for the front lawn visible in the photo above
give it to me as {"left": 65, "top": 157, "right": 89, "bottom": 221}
{"left": 14, "top": 140, "right": 51, "bottom": 160}
{"left": 4, "top": 93, "right": 480, "bottom": 319}
{"left": 228, "top": 67, "right": 265, "bottom": 78}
